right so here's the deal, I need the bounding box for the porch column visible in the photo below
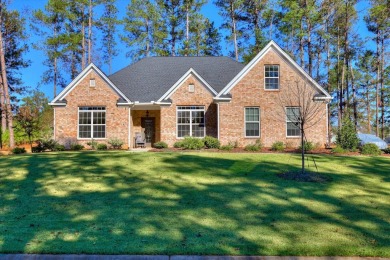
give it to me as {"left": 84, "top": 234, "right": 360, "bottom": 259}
{"left": 128, "top": 106, "right": 132, "bottom": 149}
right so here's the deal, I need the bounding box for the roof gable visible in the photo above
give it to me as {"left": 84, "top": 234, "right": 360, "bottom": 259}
{"left": 50, "top": 63, "right": 131, "bottom": 105}
{"left": 217, "top": 40, "right": 332, "bottom": 99}
{"left": 158, "top": 68, "right": 217, "bottom": 101}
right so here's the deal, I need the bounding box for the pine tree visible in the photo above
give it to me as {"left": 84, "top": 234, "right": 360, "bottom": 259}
{"left": 214, "top": 0, "right": 245, "bottom": 61}
{"left": 156, "top": 0, "right": 186, "bottom": 56}
{"left": 182, "top": 0, "right": 206, "bottom": 56}
{"left": 32, "top": 0, "right": 67, "bottom": 97}
{"left": 122, "top": 0, "right": 166, "bottom": 59}
{"left": 365, "top": 0, "right": 390, "bottom": 138}
{"left": 0, "top": 3, "right": 29, "bottom": 148}
{"left": 98, "top": 0, "right": 119, "bottom": 74}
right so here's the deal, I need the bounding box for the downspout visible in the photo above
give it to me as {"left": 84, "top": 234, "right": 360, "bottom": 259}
{"left": 128, "top": 106, "right": 132, "bottom": 150}
{"left": 217, "top": 103, "right": 220, "bottom": 140}
{"left": 326, "top": 102, "right": 329, "bottom": 147}
{"left": 53, "top": 107, "right": 56, "bottom": 140}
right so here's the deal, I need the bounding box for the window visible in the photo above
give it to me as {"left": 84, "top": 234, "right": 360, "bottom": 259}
{"left": 177, "top": 106, "right": 205, "bottom": 138}
{"left": 286, "top": 107, "right": 300, "bottom": 137}
{"left": 188, "top": 84, "right": 195, "bottom": 92}
{"left": 89, "top": 79, "right": 96, "bottom": 87}
{"left": 245, "top": 107, "right": 260, "bottom": 137}
{"left": 78, "top": 107, "right": 106, "bottom": 138}
{"left": 265, "top": 65, "right": 279, "bottom": 90}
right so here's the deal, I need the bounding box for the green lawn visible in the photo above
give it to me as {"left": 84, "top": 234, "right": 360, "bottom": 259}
{"left": 0, "top": 151, "right": 389, "bottom": 256}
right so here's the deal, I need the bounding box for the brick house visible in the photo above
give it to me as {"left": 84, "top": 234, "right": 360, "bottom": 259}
{"left": 50, "top": 41, "right": 332, "bottom": 149}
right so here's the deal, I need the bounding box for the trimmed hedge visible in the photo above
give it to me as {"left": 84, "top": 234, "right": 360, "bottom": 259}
{"left": 271, "top": 141, "right": 284, "bottom": 152}
{"left": 203, "top": 136, "right": 220, "bottom": 149}
{"left": 361, "top": 143, "right": 381, "bottom": 156}
{"left": 12, "top": 147, "right": 26, "bottom": 154}
{"left": 153, "top": 141, "right": 168, "bottom": 149}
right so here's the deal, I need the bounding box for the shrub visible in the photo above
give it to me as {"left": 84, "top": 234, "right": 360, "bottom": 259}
{"left": 244, "top": 140, "right": 263, "bottom": 152}
{"left": 298, "top": 141, "right": 314, "bottom": 152}
{"left": 97, "top": 143, "right": 108, "bottom": 150}
{"left": 383, "top": 148, "right": 390, "bottom": 154}
{"left": 108, "top": 138, "right": 124, "bottom": 149}
{"left": 203, "top": 136, "right": 220, "bottom": 149}
{"left": 31, "top": 146, "right": 42, "bottom": 153}
{"left": 70, "top": 144, "right": 84, "bottom": 151}
{"left": 245, "top": 144, "right": 260, "bottom": 151}
{"left": 361, "top": 143, "right": 381, "bottom": 156}
{"left": 86, "top": 140, "right": 98, "bottom": 150}
{"left": 271, "top": 141, "right": 284, "bottom": 152}
{"left": 180, "top": 136, "right": 204, "bottom": 150}
{"left": 173, "top": 141, "right": 183, "bottom": 148}
{"left": 41, "top": 139, "right": 59, "bottom": 151}
{"left": 12, "top": 147, "right": 26, "bottom": 154}
{"left": 336, "top": 118, "right": 359, "bottom": 150}
{"left": 53, "top": 144, "right": 65, "bottom": 151}
{"left": 220, "top": 144, "right": 234, "bottom": 151}
{"left": 331, "top": 146, "right": 347, "bottom": 154}
{"left": 153, "top": 141, "right": 168, "bottom": 149}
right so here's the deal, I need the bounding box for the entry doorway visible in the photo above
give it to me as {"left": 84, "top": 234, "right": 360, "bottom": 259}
{"left": 141, "top": 117, "right": 155, "bottom": 147}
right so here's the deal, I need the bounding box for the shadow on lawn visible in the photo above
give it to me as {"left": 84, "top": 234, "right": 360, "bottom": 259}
{"left": 0, "top": 152, "right": 389, "bottom": 255}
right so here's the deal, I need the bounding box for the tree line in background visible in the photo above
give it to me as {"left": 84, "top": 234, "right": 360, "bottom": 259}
{"left": 0, "top": 0, "right": 389, "bottom": 148}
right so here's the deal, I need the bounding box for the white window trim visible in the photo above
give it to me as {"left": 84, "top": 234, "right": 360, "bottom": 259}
{"left": 77, "top": 107, "right": 107, "bottom": 140}
{"left": 264, "top": 65, "right": 280, "bottom": 90}
{"left": 176, "top": 106, "right": 206, "bottom": 138}
{"left": 286, "top": 107, "right": 301, "bottom": 138}
{"left": 244, "top": 107, "right": 260, "bottom": 138}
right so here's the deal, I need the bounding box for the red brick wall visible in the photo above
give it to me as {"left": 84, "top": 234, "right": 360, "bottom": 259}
{"left": 54, "top": 70, "right": 130, "bottom": 149}
{"left": 160, "top": 74, "right": 217, "bottom": 146}
{"left": 219, "top": 49, "right": 328, "bottom": 148}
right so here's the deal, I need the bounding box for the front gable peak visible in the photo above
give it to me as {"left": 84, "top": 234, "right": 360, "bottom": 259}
{"left": 49, "top": 63, "right": 131, "bottom": 105}
{"left": 217, "top": 40, "right": 332, "bottom": 99}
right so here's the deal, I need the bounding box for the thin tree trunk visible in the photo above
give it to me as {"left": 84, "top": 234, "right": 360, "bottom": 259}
{"left": 325, "top": 22, "right": 331, "bottom": 145}
{"left": 53, "top": 26, "right": 58, "bottom": 97}
{"left": 54, "top": 57, "right": 57, "bottom": 97}
{"left": 0, "top": 28, "right": 14, "bottom": 148}
{"left": 375, "top": 33, "right": 379, "bottom": 137}
{"left": 232, "top": 16, "right": 238, "bottom": 61}
{"left": 307, "top": 21, "right": 313, "bottom": 77}
{"left": 0, "top": 72, "right": 5, "bottom": 131}
{"left": 88, "top": 0, "right": 92, "bottom": 64}
{"left": 81, "top": 9, "right": 86, "bottom": 69}
{"left": 185, "top": 4, "right": 189, "bottom": 56}
{"left": 146, "top": 18, "right": 150, "bottom": 57}
{"left": 337, "top": 28, "right": 342, "bottom": 127}
{"left": 366, "top": 80, "right": 371, "bottom": 134}
{"left": 380, "top": 37, "right": 385, "bottom": 139}
{"left": 350, "top": 66, "right": 357, "bottom": 129}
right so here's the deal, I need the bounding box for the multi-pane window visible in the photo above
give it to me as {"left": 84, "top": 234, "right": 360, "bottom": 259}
{"left": 265, "top": 65, "right": 279, "bottom": 90}
{"left": 177, "top": 106, "right": 205, "bottom": 138}
{"left": 245, "top": 107, "right": 260, "bottom": 137}
{"left": 78, "top": 107, "right": 106, "bottom": 138}
{"left": 286, "top": 107, "right": 300, "bottom": 137}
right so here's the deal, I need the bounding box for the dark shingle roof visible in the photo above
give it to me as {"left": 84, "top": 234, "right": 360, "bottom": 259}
{"left": 108, "top": 56, "right": 245, "bottom": 102}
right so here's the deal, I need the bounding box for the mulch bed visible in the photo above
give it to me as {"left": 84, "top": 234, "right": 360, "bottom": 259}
{"left": 278, "top": 170, "right": 333, "bottom": 183}
{"left": 150, "top": 147, "right": 368, "bottom": 156}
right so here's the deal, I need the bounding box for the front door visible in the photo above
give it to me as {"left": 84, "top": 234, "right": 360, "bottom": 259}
{"left": 141, "top": 117, "right": 155, "bottom": 146}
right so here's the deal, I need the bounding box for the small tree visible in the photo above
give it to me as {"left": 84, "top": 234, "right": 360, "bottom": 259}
{"left": 336, "top": 117, "right": 359, "bottom": 150}
{"left": 16, "top": 106, "right": 39, "bottom": 151}
{"left": 15, "top": 90, "right": 53, "bottom": 151}
{"left": 277, "top": 80, "right": 330, "bottom": 174}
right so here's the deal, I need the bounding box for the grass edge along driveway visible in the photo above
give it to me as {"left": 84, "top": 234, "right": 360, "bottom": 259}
{"left": 0, "top": 151, "right": 389, "bottom": 256}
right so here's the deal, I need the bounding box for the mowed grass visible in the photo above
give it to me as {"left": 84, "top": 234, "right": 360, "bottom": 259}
{"left": 0, "top": 151, "right": 389, "bottom": 256}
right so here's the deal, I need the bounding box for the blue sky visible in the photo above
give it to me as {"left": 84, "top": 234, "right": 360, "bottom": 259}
{"left": 9, "top": 0, "right": 371, "bottom": 101}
